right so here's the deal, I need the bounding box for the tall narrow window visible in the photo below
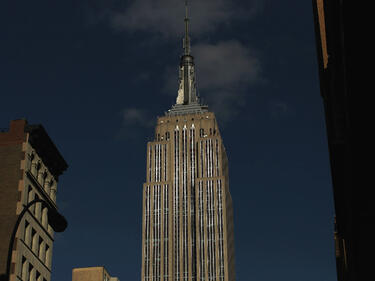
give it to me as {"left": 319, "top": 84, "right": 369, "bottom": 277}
{"left": 24, "top": 221, "right": 31, "bottom": 246}
{"left": 45, "top": 245, "right": 51, "bottom": 268}
{"left": 34, "top": 194, "right": 41, "bottom": 221}
{"left": 36, "top": 271, "right": 42, "bottom": 281}
{"left": 163, "top": 185, "right": 169, "bottom": 281}
{"left": 50, "top": 182, "right": 57, "bottom": 203}
{"left": 30, "top": 159, "right": 37, "bottom": 176}
{"left": 21, "top": 256, "right": 28, "bottom": 280}
{"left": 41, "top": 207, "right": 48, "bottom": 228}
{"left": 26, "top": 186, "right": 34, "bottom": 213}
{"left": 28, "top": 263, "right": 34, "bottom": 281}
{"left": 35, "top": 161, "right": 41, "bottom": 180}
{"left": 27, "top": 152, "right": 34, "bottom": 171}
{"left": 199, "top": 128, "right": 204, "bottom": 137}
{"left": 144, "top": 186, "right": 151, "bottom": 281}
{"left": 38, "top": 237, "right": 45, "bottom": 261}
{"left": 31, "top": 229, "right": 37, "bottom": 253}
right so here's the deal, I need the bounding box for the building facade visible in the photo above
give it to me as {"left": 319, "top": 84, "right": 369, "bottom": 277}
{"left": 0, "top": 119, "right": 67, "bottom": 281}
{"left": 312, "top": 1, "right": 356, "bottom": 281}
{"left": 141, "top": 5, "right": 235, "bottom": 281}
{"left": 72, "top": 267, "right": 119, "bottom": 281}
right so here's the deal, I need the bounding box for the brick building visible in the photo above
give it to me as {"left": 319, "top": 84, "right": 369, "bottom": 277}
{"left": 0, "top": 119, "right": 67, "bottom": 281}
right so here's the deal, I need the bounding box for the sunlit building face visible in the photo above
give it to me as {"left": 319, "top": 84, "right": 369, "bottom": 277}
{"left": 141, "top": 4, "right": 235, "bottom": 281}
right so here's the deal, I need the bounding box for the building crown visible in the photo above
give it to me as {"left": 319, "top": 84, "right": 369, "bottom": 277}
{"left": 167, "top": 0, "right": 208, "bottom": 116}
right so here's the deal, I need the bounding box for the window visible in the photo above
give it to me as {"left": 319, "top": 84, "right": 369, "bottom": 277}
{"left": 30, "top": 158, "right": 37, "bottom": 176}
{"left": 27, "top": 152, "right": 34, "bottom": 171}
{"left": 21, "top": 256, "right": 27, "bottom": 280}
{"left": 41, "top": 170, "right": 47, "bottom": 188}
{"left": 38, "top": 237, "right": 44, "bottom": 260}
{"left": 45, "top": 245, "right": 50, "bottom": 268}
{"left": 26, "top": 185, "right": 33, "bottom": 204}
{"left": 199, "top": 129, "right": 204, "bottom": 137}
{"left": 34, "top": 194, "right": 41, "bottom": 220}
{"left": 41, "top": 207, "right": 48, "bottom": 228}
{"left": 31, "top": 229, "right": 37, "bottom": 253}
{"left": 24, "top": 221, "right": 31, "bottom": 246}
{"left": 50, "top": 181, "right": 57, "bottom": 203}
{"left": 28, "top": 263, "right": 34, "bottom": 281}
{"left": 36, "top": 271, "right": 42, "bottom": 281}
{"left": 35, "top": 161, "right": 41, "bottom": 179}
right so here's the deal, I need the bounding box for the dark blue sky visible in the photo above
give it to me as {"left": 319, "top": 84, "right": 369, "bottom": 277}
{"left": 1, "top": 1, "right": 336, "bottom": 281}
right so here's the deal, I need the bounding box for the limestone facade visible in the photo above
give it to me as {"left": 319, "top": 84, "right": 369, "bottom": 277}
{"left": 72, "top": 267, "right": 119, "bottom": 281}
{"left": 141, "top": 112, "right": 235, "bottom": 281}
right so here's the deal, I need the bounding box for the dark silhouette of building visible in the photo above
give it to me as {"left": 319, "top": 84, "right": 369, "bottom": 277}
{"left": 312, "top": 1, "right": 369, "bottom": 281}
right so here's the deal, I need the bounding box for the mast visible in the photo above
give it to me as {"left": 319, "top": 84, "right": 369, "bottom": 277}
{"left": 183, "top": 0, "right": 190, "bottom": 56}
{"left": 168, "top": 0, "right": 208, "bottom": 115}
{"left": 176, "top": 0, "right": 197, "bottom": 105}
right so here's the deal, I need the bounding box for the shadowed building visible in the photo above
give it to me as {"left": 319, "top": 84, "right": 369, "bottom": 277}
{"left": 141, "top": 3, "right": 235, "bottom": 281}
{"left": 72, "top": 267, "right": 119, "bottom": 281}
{"left": 0, "top": 119, "right": 67, "bottom": 281}
{"left": 311, "top": 1, "right": 367, "bottom": 281}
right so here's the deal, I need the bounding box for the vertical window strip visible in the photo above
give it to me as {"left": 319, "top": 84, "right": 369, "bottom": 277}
{"left": 207, "top": 140, "right": 210, "bottom": 178}
{"left": 182, "top": 126, "right": 188, "bottom": 281}
{"left": 205, "top": 141, "right": 208, "bottom": 178}
{"left": 174, "top": 128, "right": 180, "bottom": 281}
{"left": 153, "top": 187, "right": 157, "bottom": 281}
{"left": 145, "top": 186, "right": 150, "bottom": 281}
{"left": 154, "top": 145, "right": 157, "bottom": 182}
{"left": 164, "top": 185, "right": 169, "bottom": 281}
{"left": 215, "top": 140, "right": 219, "bottom": 177}
{"left": 159, "top": 145, "right": 162, "bottom": 182}
{"left": 199, "top": 182, "right": 205, "bottom": 281}
{"left": 156, "top": 145, "right": 159, "bottom": 182}
{"left": 149, "top": 146, "right": 152, "bottom": 182}
{"left": 217, "top": 180, "right": 224, "bottom": 281}
{"left": 210, "top": 181, "right": 214, "bottom": 281}
{"left": 158, "top": 185, "right": 161, "bottom": 281}
{"left": 210, "top": 181, "right": 216, "bottom": 281}
{"left": 210, "top": 140, "right": 213, "bottom": 178}
{"left": 190, "top": 127, "right": 195, "bottom": 185}
{"left": 200, "top": 141, "right": 203, "bottom": 178}
{"left": 155, "top": 144, "right": 161, "bottom": 182}
{"left": 164, "top": 144, "right": 167, "bottom": 182}
{"left": 190, "top": 126, "right": 196, "bottom": 281}
{"left": 206, "top": 182, "right": 211, "bottom": 281}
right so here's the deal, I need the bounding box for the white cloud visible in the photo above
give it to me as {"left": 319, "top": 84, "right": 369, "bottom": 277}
{"left": 116, "top": 108, "right": 155, "bottom": 140}
{"left": 122, "top": 108, "right": 154, "bottom": 128}
{"left": 109, "top": 0, "right": 258, "bottom": 37}
{"left": 164, "top": 40, "right": 262, "bottom": 123}
{"left": 194, "top": 40, "right": 260, "bottom": 89}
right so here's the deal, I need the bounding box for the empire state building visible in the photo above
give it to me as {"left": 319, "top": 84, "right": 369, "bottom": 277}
{"left": 141, "top": 4, "right": 235, "bottom": 281}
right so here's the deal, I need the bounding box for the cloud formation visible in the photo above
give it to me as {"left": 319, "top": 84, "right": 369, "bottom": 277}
{"left": 123, "top": 108, "right": 154, "bottom": 128}
{"left": 116, "top": 108, "right": 155, "bottom": 140}
{"left": 164, "top": 40, "right": 262, "bottom": 122}
{"left": 105, "top": 0, "right": 263, "bottom": 124}
{"left": 110, "top": 0, "right": 258, "bottom": 37}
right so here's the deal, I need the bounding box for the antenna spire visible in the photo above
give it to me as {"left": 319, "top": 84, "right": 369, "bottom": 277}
{"left": 183, "top": 0, "right": 190, "bottom": 55}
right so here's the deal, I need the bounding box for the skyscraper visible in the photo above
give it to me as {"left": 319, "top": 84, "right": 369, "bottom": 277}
{"left": 141, "top": 3, "right": 235, "bottom": 281}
